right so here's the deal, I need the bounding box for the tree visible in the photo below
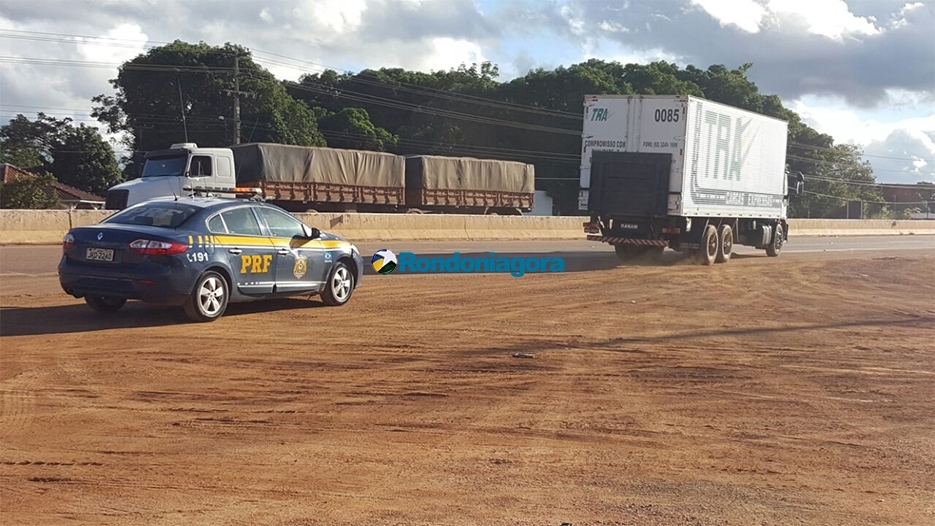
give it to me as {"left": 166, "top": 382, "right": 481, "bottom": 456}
{"left": 91, "top": 41, "right": 326, "bottom": 175}
{"left": 0, "top": 113, "right": 122, "bottom": 196}
{"left": 52, "top": 125, "right": 124, "bottom": 196}
{"left": 317, "top": 108, "right": 398, "bottom": 151}
{"left": 0, "top": 171, "right": 60, "bottom": 209}
{"left": 788, "top": 143, "right": 884, "bottom": 218}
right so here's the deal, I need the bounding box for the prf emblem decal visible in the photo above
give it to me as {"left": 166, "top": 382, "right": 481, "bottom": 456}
{"left": 293, "top": 255, "right": 308, "bottom": 279}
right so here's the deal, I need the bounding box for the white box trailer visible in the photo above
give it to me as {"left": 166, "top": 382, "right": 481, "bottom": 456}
{"left": 579, "top": 94, "right": 804, "bottom": 265}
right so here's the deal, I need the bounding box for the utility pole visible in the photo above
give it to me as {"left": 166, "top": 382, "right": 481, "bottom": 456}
{"left": 223, "top": 55, "right": 254, "bottom": 145}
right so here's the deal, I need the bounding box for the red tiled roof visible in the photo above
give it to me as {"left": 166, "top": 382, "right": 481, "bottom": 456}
{"left": 0, "top": 163, "right": 104, "bottom": 202}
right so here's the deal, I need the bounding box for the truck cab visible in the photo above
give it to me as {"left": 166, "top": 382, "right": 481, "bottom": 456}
{"left": 104, "top": 143, "right": 237, "bottom": 210}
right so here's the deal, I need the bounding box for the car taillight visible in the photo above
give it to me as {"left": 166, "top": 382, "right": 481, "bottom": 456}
{"left": 63, "top": 233, "right": 75, "bottom": 252}
{"left": 129, "top": 239, "right": 189, "bottom": 256}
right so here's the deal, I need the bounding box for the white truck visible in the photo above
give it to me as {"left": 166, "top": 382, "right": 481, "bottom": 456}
{"left": 579, "top": 94, "right": 804, "bottom": 264}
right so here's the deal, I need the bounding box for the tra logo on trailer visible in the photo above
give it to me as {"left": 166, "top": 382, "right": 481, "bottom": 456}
{"left": 241, "top": 254, "right": 273, "bottom": 274}
{"left": 590, "top": 107, "right": 610, "bottom": 121}
{"left": 696, "top": 104, "right": 753, "bottom": 181}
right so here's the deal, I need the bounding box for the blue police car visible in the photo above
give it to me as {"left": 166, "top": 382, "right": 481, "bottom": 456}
{"left": 58, "top": 196, "right": 364, "bottom": 322}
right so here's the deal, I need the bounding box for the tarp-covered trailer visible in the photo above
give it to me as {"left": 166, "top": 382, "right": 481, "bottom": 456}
{"left": 404, "top": 155, "right": 535, "bottom": 214}
{"left": 230, "top": 143, "right": 406, "bottom": 212}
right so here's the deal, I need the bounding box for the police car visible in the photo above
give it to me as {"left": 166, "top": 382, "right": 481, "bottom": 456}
{"left": 58, "top": 195, "right": 364, "bottom": 322}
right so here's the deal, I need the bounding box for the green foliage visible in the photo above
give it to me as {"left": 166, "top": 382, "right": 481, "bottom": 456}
{"left": 0, "top": 113, "right": 122, "bottom": 196}
{"left": 317, "top": 108, "right": 398, "bottom": 151}
{"left": 788, "top": 143, "right": 884, "bottom": 218}
{"left": 91, "top": 40, "right": 326, "bottom": 173}
{"left": 0, "top": 171, "right": 60, "bottom": 209}
{"left": 52, "top": 125, "right": 124, "bottom": 196}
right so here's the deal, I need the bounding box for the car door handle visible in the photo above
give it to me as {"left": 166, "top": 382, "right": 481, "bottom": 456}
{"left": 228, "top": 248, "right": 242, "bottom": 255}
{"left": 277, "top": 249, "right": 289, "bottom": 255}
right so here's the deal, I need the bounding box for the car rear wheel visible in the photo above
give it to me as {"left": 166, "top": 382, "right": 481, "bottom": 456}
{"left": 322, "top": 262, "right": 354, "bottom": 306}
{"left": 183, "top": 270, "right": 229, "bottom": 322}
{"left": 85, "top": 295, "right": 127, "bottom": 313}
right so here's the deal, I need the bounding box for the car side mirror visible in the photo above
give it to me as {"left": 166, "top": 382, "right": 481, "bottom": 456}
{"left": 302, "top": 224, "right": 320, "bottom": 239}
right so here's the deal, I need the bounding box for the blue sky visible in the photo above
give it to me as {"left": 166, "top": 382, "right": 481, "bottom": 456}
{"left": 0, "top": 0, "right": 932, "bottom": 183}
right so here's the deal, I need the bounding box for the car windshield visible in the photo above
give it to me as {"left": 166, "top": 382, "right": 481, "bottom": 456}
{"left": 103, "top": 202, "right": 199, "bottom": 228}
{"left": 142, "top": 156, "right": 187, "bottom": 178}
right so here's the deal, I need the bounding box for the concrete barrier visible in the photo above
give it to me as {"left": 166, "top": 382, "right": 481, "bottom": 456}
{"left": 787, "top": 219, "right": 935, "bottom": 237}
{"left": 0, "top": 210, "right": 74, "bottom": 245}
{"left": 295, "top": 213, "right": 587, "bottom": 241}
{"left": 0, "top": 209, "right": 933, "bottom": 245}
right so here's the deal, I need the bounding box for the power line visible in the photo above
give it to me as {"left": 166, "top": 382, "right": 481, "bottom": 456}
{"left": 12, "top": 28, "right": 931, "bottom": 162}
{"left": 804, "top": 190, "right": 933, "bottom": 205}
{"left": 0, "top": 55, "right": 585, "bottom": 137}
{"left": 803, "top": 174, "right": 935, "bottom": 190}
{"left": 0, "top": 29, "right": 583, "bottom": 120}
{"left": 786, "top": 153, "right": 924, "bottom": 174}
{"left": 788, "top": 141, "right": 934, "bottom": 164}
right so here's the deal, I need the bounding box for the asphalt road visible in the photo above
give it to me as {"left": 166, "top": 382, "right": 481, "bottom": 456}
{"left": 1, "top": 235, "right": 932, "bottom": 277}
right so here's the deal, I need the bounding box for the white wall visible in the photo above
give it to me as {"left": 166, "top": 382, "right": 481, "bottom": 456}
{"left": 530, "top": 190, "right": 553, "bottom": 216}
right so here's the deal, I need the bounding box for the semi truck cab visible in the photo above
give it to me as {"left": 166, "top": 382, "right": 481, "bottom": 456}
{"left": 105, "top": 143, "right": 237, "bottom": 210}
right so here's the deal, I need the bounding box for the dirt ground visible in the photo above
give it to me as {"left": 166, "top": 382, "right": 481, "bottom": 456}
{"left": 1, "top": 251, "right": 933, "bottom": 526}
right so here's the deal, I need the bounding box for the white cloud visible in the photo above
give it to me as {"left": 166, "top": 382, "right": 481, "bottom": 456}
{"left": 864, "top": 129, "right": 935, "bottom": 183}
{"left": 690, "top": 0, "right": 882, "bottom": 39}
{"left": 599, "top": 20, "right": 628, "bottom": 33}
{"left": 766, "top": 0, "right": 881, "bottom": 40}
{"left": 890, "top": 2, "right": 925, "bottom": 29}
{"left": 76, "top": 23, "right": 148, "bottom": 64}
{"left": 415, "top": 37, "right": 488, "bottom": 72}
{"left": 259, "top": 8, "right": 273, "bottom": 24}
{"left": 292, "top": 0, "right": 368, "bottom": 36}
{"left": 787, "top": 95, "right": 935, "bottom": 182}
{"left": 689, "top": 0, "right": 768, "bottom": 33}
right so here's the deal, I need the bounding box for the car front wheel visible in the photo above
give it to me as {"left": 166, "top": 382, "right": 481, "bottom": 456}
{"left": 321, "top": 261, "right": 354, "bottom": 306}
{"left": 184, "top": 270, "right": 229, "bottom": 322}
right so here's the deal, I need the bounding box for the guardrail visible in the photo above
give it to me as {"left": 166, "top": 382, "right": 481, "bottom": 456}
{"left": 0, "top": 210, "right": 933, "bottom": 245}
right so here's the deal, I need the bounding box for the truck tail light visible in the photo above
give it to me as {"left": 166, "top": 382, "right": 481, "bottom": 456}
{"left": 583, "top": 222, "right": 600, "bottom": 234}
{"left": 63, "top": 233, "right": 75, "bottom": 253}
{"left": 129, "top": 239, "right": 189, "bottom": 256}
{"left": 662, "top": 228, "right": 681, "bottom": 234}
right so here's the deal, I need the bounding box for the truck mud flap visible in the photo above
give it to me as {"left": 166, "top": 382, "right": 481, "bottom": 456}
{"left": 587, "top": 235, "right": 668, "bottom": 247}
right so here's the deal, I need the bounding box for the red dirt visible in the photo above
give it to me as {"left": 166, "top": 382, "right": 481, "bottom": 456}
{"left": 2, "top": 252, "right": 934, "bottom": 525}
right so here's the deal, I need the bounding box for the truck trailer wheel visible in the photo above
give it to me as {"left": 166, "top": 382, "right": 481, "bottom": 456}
{"left": 766, "top": 222, "right": 784, "bottom": 257}
{"left": 716, "top": 224, "right": 733, "bottom": 263}
{"left": 697, "top": 224, "right": 718, "bottom": 265}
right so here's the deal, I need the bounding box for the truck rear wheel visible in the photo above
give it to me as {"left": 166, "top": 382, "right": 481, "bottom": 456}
{"left": 698, "top": 224, "right": 718, "bottom": 265}
{"left": 716, "top": 224, "right": 733, "bottom": 263}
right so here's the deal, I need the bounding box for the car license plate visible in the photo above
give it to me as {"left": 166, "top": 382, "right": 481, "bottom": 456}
{"left": 86, "top": 247, "right": 114, "bottom": 262}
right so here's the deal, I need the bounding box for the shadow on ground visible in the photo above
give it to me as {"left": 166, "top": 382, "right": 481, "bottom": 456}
{"left": 0, "top": 297, "right": 329, "bottom": 336}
